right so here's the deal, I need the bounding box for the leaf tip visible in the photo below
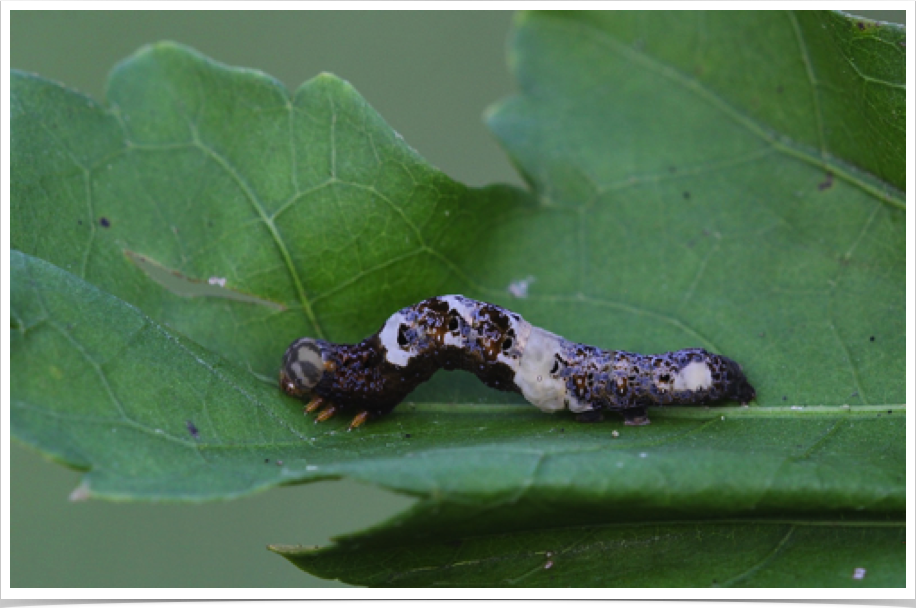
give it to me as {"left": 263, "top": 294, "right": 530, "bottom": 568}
{"left": 267, "top": 543, "right": 321, "bottom": 556}
{"left": 300, "top": 71, "right": 354, "bottom": 97}
{"left": 111, "top": 39, "right": 192, "bottom": 73}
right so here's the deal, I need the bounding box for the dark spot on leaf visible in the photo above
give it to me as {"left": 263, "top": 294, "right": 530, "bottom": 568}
{"left": 683, "top": 191, "right": 690, "bottom": 199}
{"left": 783, "top": 396, "right": 787, "bottom": 401}
{"left": 870, "top": 336, "right": 875, "bottom": 342}
{"left": 887, "top": 410, "right": 892, "bottom": 415}
{"left": 77, "top": 220, "right": 83, "bottom": 225}
{"left": 857, "top": 22, "right": 865, "bottom": 30}
{"left": 99, "top": 217, "right": 111, "bottom": 228}
{"left": 776, "top": 85, "right": 784, "bottom": 94}
{"left": 404, "top": 433, "right": 411, "bottom": 439}
{"left": 817, "top": 172, "right": 834, "bottom": 191}
{"left": 186, "top": 420, "right": 199, "bottom": 439}
{"left": 264, "top": 458, "right": 270, "bottom": 464}
{"left": 560, "top": 428, "right": 565, "bottom": 433}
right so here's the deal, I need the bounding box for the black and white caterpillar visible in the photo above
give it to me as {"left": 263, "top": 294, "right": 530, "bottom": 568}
{"left": 280, "top": 295, "right": 756, "bottom": 430}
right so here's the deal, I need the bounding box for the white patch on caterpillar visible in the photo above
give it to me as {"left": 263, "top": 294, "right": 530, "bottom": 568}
{"left": 440, "top": 294, "right": 473, "bottom": 349}
{"left": 379, "top": 311, "right": 412, "bottom": 367}
{"left": 513, "top": 327, "right": 568, "bottom": 413}
{"left": 673, "top": 361, "right": 713, "bottom": 391}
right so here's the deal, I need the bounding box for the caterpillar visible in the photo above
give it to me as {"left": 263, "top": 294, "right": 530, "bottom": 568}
{"left": 280, "top": 295, "right": 756, "bottom": 430}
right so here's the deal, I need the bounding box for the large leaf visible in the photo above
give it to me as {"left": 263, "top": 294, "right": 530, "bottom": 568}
{"left": 18, "top": 245, "right": 901, "bottom": 518}
{"left": 10, "top": 10, "right": 905, "bottom": 587}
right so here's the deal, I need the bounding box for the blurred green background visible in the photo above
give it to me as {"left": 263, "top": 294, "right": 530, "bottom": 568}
{"left": 10, "top": 9, "right": 904, "bottom": 588}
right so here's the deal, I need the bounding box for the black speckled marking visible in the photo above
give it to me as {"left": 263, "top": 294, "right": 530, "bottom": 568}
{"left": 280, "top": 296, "right": 756, "bottom": 427}
{"left": 186, "top": 420, "right": 200, "bottom": 439}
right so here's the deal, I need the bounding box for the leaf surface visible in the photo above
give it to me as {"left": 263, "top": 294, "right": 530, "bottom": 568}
{"left": 10, "top": 10, "right": 905, "bottom": 587}
{"left": 11, "top": 43, "right": 527, "bottom": 378}
{"left": 275, "top": 522, "right": 905, "bottom": 587}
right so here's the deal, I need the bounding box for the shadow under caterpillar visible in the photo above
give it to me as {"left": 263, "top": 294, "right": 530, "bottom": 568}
{"left": 280, "top": 295, "right": 756, "bottom": 430}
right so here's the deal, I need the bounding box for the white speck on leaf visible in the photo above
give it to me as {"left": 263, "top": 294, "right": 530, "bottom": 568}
{"left": 508, "top": 275, "right": 536, "bottom": 298}
{"left": 853, "top": 568, "right": 866, "bottom": 580}
{"left": 208, "top": 276, "right": 227, "bottom": 287}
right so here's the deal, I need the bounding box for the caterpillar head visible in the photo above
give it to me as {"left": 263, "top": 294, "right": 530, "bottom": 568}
{"left": 280, "top": 337, "right": 331, "bottom": 397}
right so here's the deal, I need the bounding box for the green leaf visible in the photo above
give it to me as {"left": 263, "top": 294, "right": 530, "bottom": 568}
{"left": 11, "top": 41, "right": 528, "bottom": 378}
{"left": 11, "top": 9, "right": 905, "bottom": 587}
{"left": 19, "top": 249, "right": 900, "bottom": 508}
{"left": 11, "top": 250, "right": 298, "bottom": 499}
{"left": 274, "top": 523, "right": 905, "bottom": 587}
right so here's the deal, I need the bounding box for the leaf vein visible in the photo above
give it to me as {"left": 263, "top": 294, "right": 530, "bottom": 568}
{"left": 828, "top": 321, "right": 868, "bottom": 405}
{"left": 718, "top": 524, "right": 795, "bottom": 587}
{"left": 787, "top": 11, "right": 827, "bottom": 156}
{"left": 558, "top": 15, "right": 905, "bottom": 211}
{"left": 192, "top": 136, "right": 325, "bottom": 339}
